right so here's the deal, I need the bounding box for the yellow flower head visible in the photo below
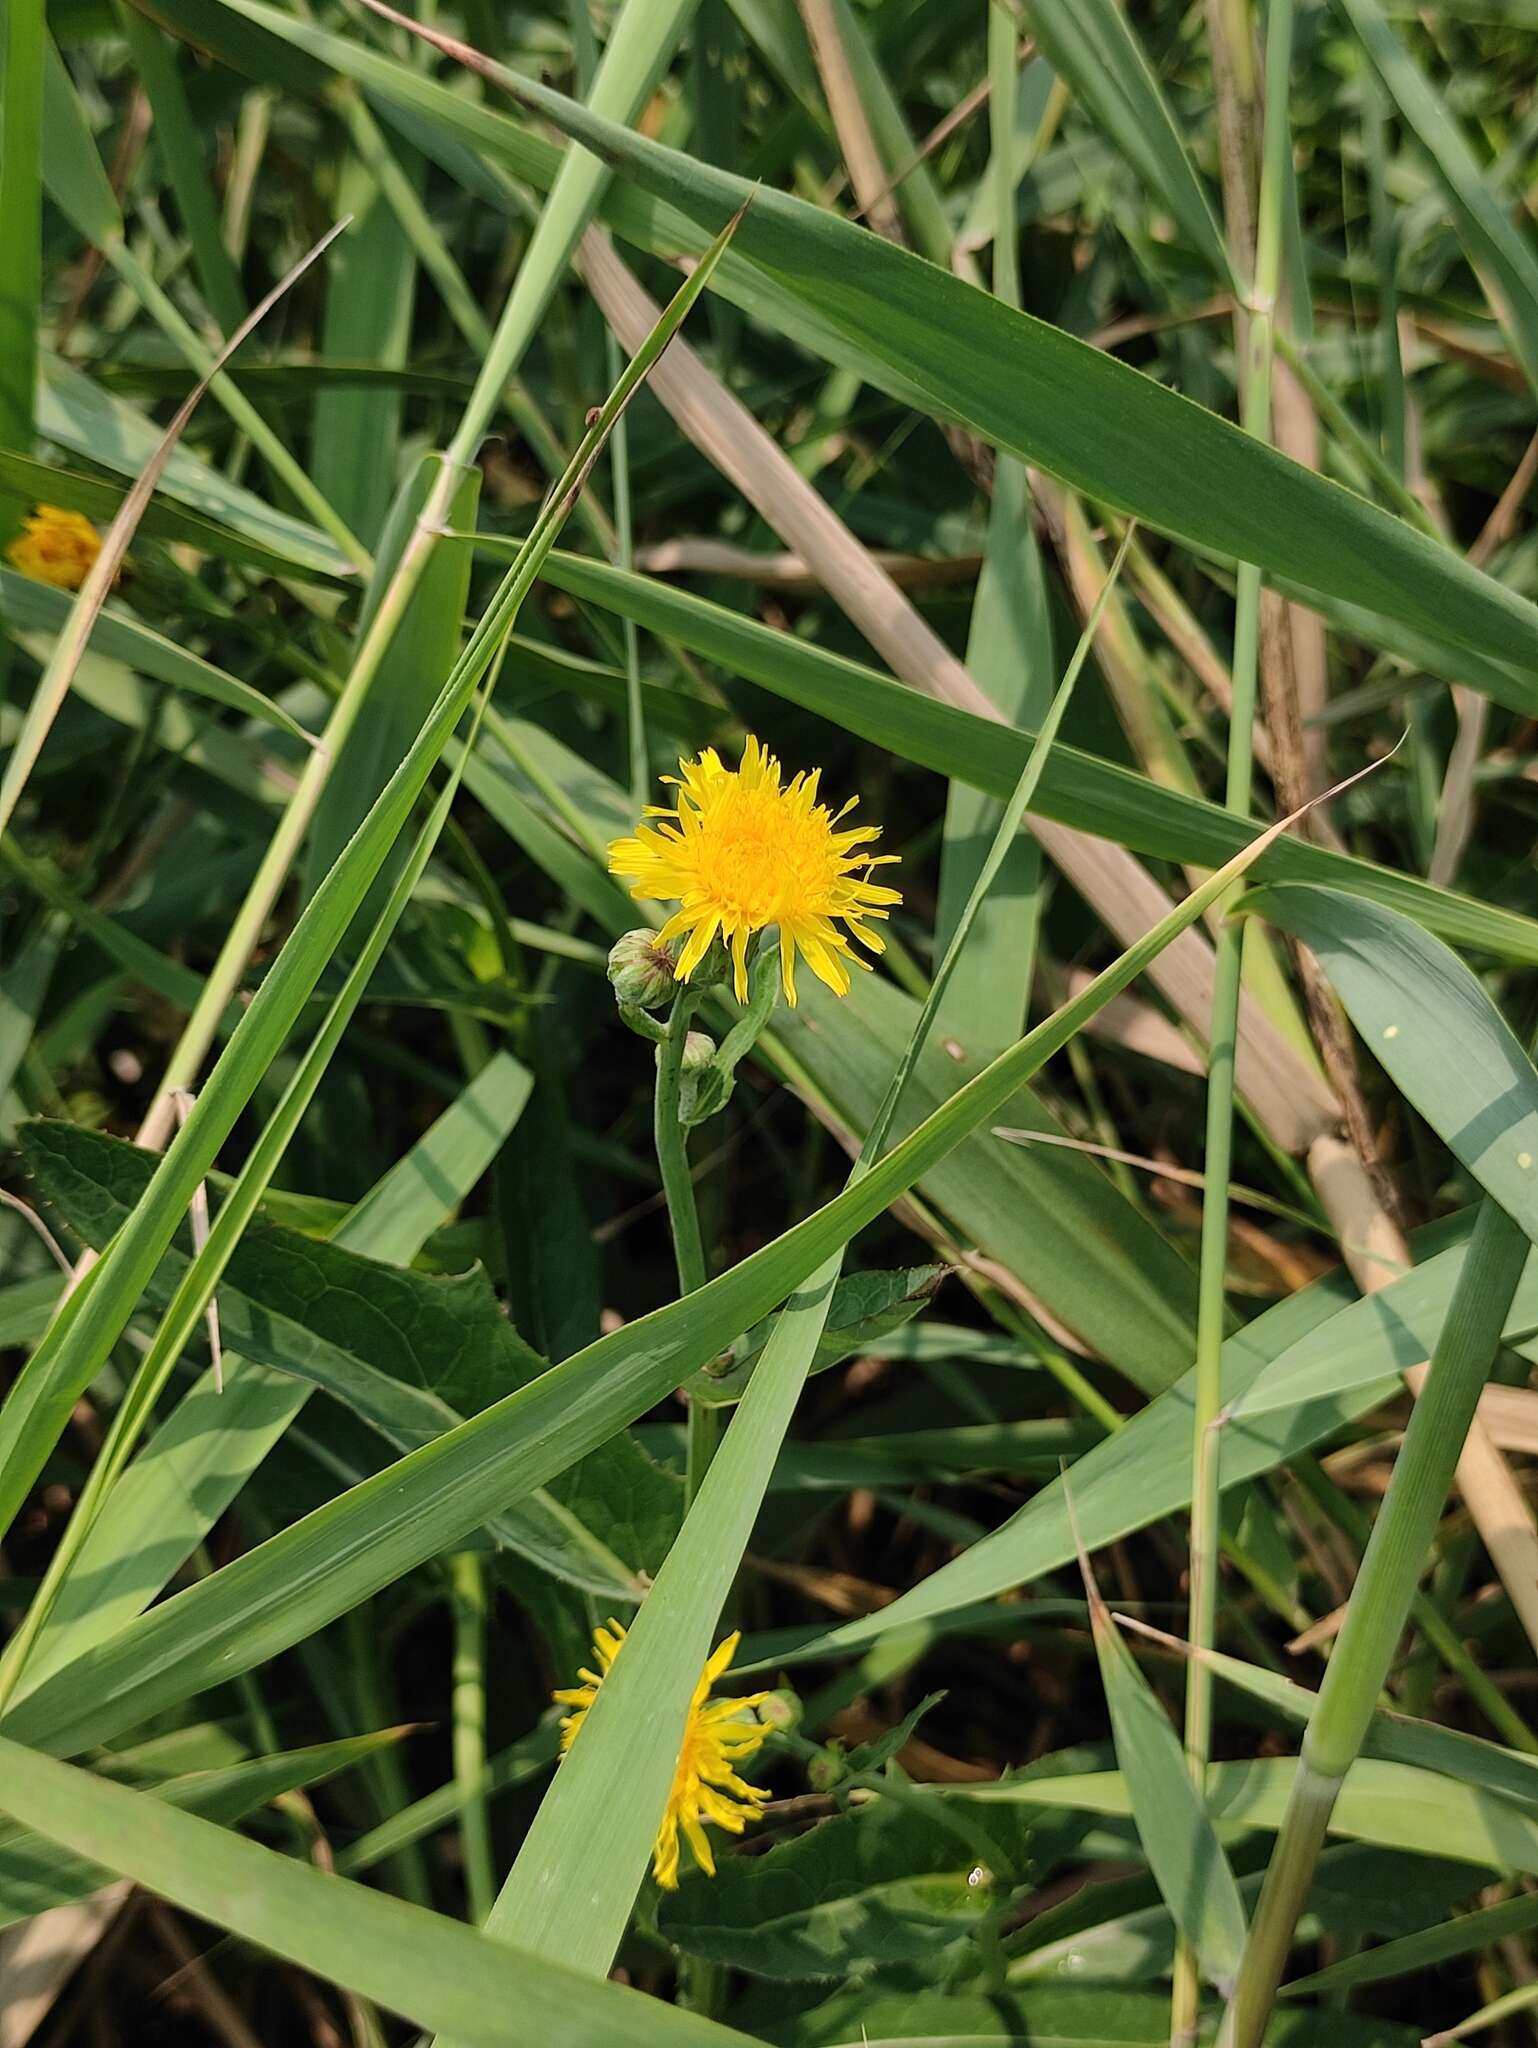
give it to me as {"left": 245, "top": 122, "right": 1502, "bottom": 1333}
{"left": 554, "top": 1621, "right": 773, "bottom": 1890}
{"left": 6, "top": 504, "right": 104, "bottom": 591}
{"left": 606, "top": 736, "right": 900, "bottom": 1007}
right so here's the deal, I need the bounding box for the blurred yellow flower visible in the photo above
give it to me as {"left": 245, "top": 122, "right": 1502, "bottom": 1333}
{"left": 554, "top": 1621, "right": 772, "bottom": 1889}
{"left": 6, "top": 504, "right": 105, "bottom": 591}
{"left": 607, "top": 736, "right": 900, "bottom": 1006}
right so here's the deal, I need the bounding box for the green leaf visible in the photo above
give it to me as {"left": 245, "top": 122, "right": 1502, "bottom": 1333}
{"left": 1023, "top": 0, "right": 1231, "bottom": 281}
{"left": 657, "top": 1794, "right": 1059, "bottom": 1981}
{"left": 1170, "top": 1642, "right": 1538, "bottom": 1823}
{"left": 19, "top": 1118, "right": 663, "bottom": 1599}
{"left": 1084, "top": 1593, "right": 1247, "bottom": 1990}
{"left": 0, "top": 1734, "right": 755, "bottom": 2048}
{"left": 303, "top": 454, "right": 479, "bottom": 908}
{"left": 962, "top": 1751, "right": 1538, "bottom": 1875}
{"left": 0, "top": 567, "right": 312, "bottom": 742}
{"left": 37, "top": 353, "right": 355, "bottom": 581}
{"left": 0, "top": 1728, "right": 404, "bottom": 1928}
{"left": 2, "top": 798, "right": 1310, "bottom": 1758}
{"left": 1337, "top": 0, "right": 1538, "bottom": 395}
{"left": 537, "top": 549, "right": 1538, "bottom": 969}
{"left": 761, "top": 1982, "right": 1420, "bottom": 2046}
{"left": 0, "top": 0, "right": 43, "bottom": 465}
{"left": 310, "top": 143, "right": 418, "bottom": 549}
{"left": 687, "top": 1264, "right": 944, "bottom": 1406}
{"left": 1241, "top": 883, "right": 1538, "bottom": 1246}
{"left": 0, "top": 448, "right": 349, "bottom": 584}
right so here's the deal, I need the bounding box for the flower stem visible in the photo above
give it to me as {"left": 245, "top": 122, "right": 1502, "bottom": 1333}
{"left": 654, "top": 988, "right": 716, "bottom": 1500}
{"left": 1223, "top": 1195, "right": 1530, "bottom": 2046}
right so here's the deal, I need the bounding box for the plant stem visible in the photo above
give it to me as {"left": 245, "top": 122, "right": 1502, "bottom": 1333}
{"left": 653, "top": 987, "right": 716, "bottom": 1500}
{"left": 1223, "top": 1196, "right": 1530, "bottom": 2047}
{"left": 449, "top": 1550, "right": 495, "bottom": 1926}
{"left": 1178, "top": 2, "right": 1293, "bottom": 2037}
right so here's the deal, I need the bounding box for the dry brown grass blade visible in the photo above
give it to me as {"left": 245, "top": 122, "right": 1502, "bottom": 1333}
{"left": 575, "top": 229, "right": 1336, "bottom": 1156}
{"left": 0, "top": 1883, "right": 132, "bottom": 2048}
{"left": 1309, "top": 1135, "right": 1538, "bottom": 1656}
{"left": 634, "top": 537, "right": 981, "bottom": 590}
{"left": 798, "top": 0, "right": 903, "bottom": 243}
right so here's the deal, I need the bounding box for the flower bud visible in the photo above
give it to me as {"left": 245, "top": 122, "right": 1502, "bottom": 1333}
{"left": 666, "top": 1028, "right": 726, "bottom": 1126}
{"left": 607, "top": 929, "right": 677, "bottom": 1009}
{"left": 679, "top": 1029, "right": 716, "bottom": 1074}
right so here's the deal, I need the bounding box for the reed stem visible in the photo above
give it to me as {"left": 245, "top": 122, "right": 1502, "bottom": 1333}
{"left": 1223, "top": 1196, "right": 1530, "bottom": 2046}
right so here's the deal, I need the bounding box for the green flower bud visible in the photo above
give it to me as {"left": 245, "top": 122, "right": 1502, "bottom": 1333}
{"left": 607, "top": 929, "right": 677, "bottom": 1010}
{"left": 663, "top": 1027, "right": 727, "bottom": 1127}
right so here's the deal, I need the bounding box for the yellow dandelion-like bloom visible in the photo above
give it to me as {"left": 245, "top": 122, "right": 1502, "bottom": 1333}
{"left": 606, "top": 735, "right": 900, "bottom": 1007}
{"left": 6, "top": 504, "right": 105, "bottom": 591}
{"left": 554, "top": 1621, "right": 773, "bottom": 1889}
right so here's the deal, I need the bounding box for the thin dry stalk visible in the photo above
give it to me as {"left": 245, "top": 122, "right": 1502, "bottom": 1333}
{"left": 798, "top": 0, "right": 904, "bottom": 242}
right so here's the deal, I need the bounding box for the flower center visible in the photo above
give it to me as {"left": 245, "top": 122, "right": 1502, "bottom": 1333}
{"left": 694, "top": 787, "right": 835, "bottom": 926}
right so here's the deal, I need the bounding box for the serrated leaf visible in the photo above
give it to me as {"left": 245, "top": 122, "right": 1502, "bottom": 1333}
{"left": 21, "top": 1119, "right": 679, "bottom": 1594}
{"left": 657, "top": 1795, "right": 1067, "bottom": 1981}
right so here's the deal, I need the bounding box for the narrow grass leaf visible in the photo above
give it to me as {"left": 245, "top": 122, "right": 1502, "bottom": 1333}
{"left": 0, "top": 1735, "right": 754, "bottom": 2048}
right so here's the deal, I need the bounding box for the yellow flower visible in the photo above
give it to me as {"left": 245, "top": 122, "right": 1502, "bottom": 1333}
{"left": 554, "top": 1621, "right": 773, "bottom": 1889}
{"left": 6, "top": 504, "right": 105, "bottom": 591}
{"left": 606, "top": 736, "right": 900, "bottom": 1007}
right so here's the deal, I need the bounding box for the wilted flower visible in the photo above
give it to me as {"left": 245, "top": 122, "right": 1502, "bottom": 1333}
{"left": 554, "top": 1621, "right": 772, "bottom": 1889}
{"left": 6, "top": 504, "right": 105, "bottom": 590}
{"left": 606, "top": 736, "right": 900, "bottom": 1007}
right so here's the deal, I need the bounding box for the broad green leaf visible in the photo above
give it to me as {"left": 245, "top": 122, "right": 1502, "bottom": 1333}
{"left": 37, "top": 353, "right": 355, "bottom": 580}
{"left": 0, "top": 1728, "right": 403, "bottom": 1928}
{"left": 20, "top": 1119, "right": 662, "bottom": 1599}
{"left": 0, "top": 447, "right": 343, "bottom": 584}
{"left": 656, "top": 1795, "right": 1062, "bottom": 1981}
{"left": 961, "top": 1753, "right": 1538, "bottom": 1874}
{"left": 536, "top": 550, "right": 1538, "bottom": 969}
{"left": 310, "top": 142, "right": 418, "bottom": 549}
{"left": 1085, "top": 1595, "right": 1247, "bottom": 1990}
{"left": 21, "top": 1052, "right": 536, "bottom": 1691}
{"left": 1242, "top": 884, "right": 1538, "bottom": 1245}
{"left": 730, "top": 1214, "right": 1538, "bottom": 1671}
{"left": 1170, "top": 1642, "right": 1538, "bottom": 1821}
{"left": 0, "top": 566, "right": 311, "bottom": 742}
{"left": 1023, "top": 0, "right": 1230, "bottom": 281}
{"left": 0, "top": 1735, "right": 753, "bottom": 2048}
{"left": 39, "top": 32, "right": 119, "bottom": 244}
{"left": 1007, "top": 1844, "right": 1480, "bottom": 1991}
{"left": 764, "top": 1983, "right": 1420, "bottom": 2046}
{"left": 303, "top": 455, "right": 480, "bottom": 909}
{"left": 245, "top": 1, "right": 1538, "bottom": 680}
{"left": 3, "top": 799, "right": 1315, "bottom": 1758}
